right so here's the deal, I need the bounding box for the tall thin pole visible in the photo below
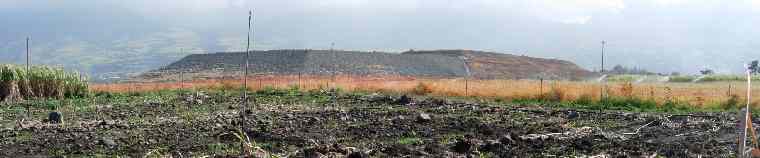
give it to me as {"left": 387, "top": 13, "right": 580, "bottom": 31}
{"left": 461, "top": 57, "right": 470, "bottom": 96}
{"left": 26, "top": 37, "right": 30, "bottom": 72}
{"left": 240, "top": 10, "right": 253, "bottom": 148}
{"left": 180, "top": 48, "right": 184, "bottom": 91}
{"left": 244, "top": 11, "right": 252, "bottom": 100}
{"left": 601, "top": 41, "right": 606, "bottom": 99}
{"left": 25, "top": 37, "right": 30, "bottom": 119}
{"left": 601, "top": 41, "right": 605, "bottom": 74}
{"left": 740, "top": 68, "right": 752, "bottom": 157}
{"left": 330, "top": 42, "right": 335, "bottom": 89}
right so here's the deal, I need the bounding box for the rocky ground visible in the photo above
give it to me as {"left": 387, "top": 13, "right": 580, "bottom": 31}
{"left": 0, "top": 89, "right": 742, "bottom": 157}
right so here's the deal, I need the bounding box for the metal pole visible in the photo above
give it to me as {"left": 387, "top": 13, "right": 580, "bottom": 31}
{"left": 26, "top": 37, "right": 30, "bottom": 73}
{"left": 460, "top": 56, "right": 471, "bottom": 96}
{"left": 180, "top": 48, "right": 184, "bottom": 91}
{"left": 239, "top": 10, "right": 253, "bottom": 149}
{"left": 25, "top": 37, "right": 30, "bottom": 118}
{"left": 601, "top": 41, "right": 606, "bottom": 99}
{"left": 330, "top": 42, "right": 336, "bottom": 89}
{"left": 739, "top": 69, "right": 752, "bottom": 158}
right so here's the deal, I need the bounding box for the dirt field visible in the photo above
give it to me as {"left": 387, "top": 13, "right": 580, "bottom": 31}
{"left": 0, "top": 89, "right": 741, "bottom": 157}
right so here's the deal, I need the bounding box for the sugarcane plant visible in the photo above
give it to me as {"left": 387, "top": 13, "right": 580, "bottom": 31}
{"left": 0, "top": 64, "right": 88, "bottom": 102}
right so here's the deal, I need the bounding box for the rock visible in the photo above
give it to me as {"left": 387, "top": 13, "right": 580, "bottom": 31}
{"left": 364, "top": 93, "right": 392, "bottom": 103}
{"left": 332, "top": 143, "right": 349, "bottom": 154}
{"left": 98, "top": 120, "right": 115, "bottom": 126}
{"left": 392, "top": 115, "right": 406, "bottom": 123}
{"left": 429, "top": 98, "right": 449, "bottom": 105}
{"left": 100, "top": 137, "right": 117, "bottom": 148}
{"left": 254, "top": 148, "right": 270, "bottom": 158}
{"left": 48, "top": 112, "right": 62, "bottom": 124}
{"left": 195, "top": 91, "right": 210, "bottom": 99}
{"left": 143, "top": 101, "right": 161, "bottom": 107}
{"left": 304, "top": 148, "right": 325, "bottom": 158}
{"left": 396, "top": 95, "right": 412, "bottom": 105}
{"left": 417, "top": 113, "right": 432, "bottom": 122}
{"left": 451, "top": 138, "right": 476, "bottom": 153}
{"left": 567, "top": 110, "right": 579, "bottom": 119}
{"left": 347, "top": 151, "right": 369, "bottom": 158}
{"left": 480, "top": 140, "right": 505, "bottom": 152}
{"left": 499, "top": 134, "right": 516, "bottom": 145}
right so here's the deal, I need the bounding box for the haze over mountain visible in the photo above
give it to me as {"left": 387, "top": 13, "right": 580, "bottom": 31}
{"left": 2, "top": 0, "right": 760, "bottom": 79}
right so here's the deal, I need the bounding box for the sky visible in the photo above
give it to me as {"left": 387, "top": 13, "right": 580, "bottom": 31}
{"left": 2, "top": 0, "right": 760, "bottom": 75}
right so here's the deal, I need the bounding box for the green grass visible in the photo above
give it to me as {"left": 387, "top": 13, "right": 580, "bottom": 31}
{"left": 606, "top": 75, "right": 639, "bottom": 82}
{"left": 668, "top": 75, "right": 696, "bottom": 82}
{"left": 397, "top": 137, "right": 422, "bottom": 145}
{"left": 669, "top": 74, "right": 760, "bottom": 82}
{"left": 512, "top": 95, "right": 697, "bottom": 113}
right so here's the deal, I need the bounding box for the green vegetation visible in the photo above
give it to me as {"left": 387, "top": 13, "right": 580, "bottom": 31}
{"left": 667, "top": 75, "right": 695, "bottom": 82}
{"left": 397, "top": 137, "right": 423, "bottom": 145}
{"left": 606, "top": 75, "right": 640, "bottom": 82}
{"left": 0, "top": 64, "right": 88, "bottom": 100}
{"left": 669, "top": 74, "right": 760, "bottom": 82}
{"left": 513, "top": 95, "right": 698, "bottom": 113}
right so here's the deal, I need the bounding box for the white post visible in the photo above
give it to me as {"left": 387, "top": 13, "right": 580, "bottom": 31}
{"left": 741, "top": 68, "right": 753, "bottom": 157}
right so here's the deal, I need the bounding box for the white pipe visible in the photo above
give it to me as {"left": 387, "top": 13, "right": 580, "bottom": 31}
{"left": 742, "top": 69, "right": 752, "bottom": 157}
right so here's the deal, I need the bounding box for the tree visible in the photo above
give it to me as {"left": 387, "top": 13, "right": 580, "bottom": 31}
{"left": 700, "top": 69, "right": 714, "bottom": 75}
{"left": 611, "top": 65, "right": 625, "bottom": 74}
{"left": 749, "top": 60, "right": 759, "bottom": 74}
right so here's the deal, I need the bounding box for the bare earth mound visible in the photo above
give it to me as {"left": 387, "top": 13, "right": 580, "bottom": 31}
{"left": 140, "top": 49, "right": 592, "bottom": 81}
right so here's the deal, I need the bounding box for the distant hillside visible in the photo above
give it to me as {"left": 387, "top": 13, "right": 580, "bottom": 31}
{"left": 403, "top": 50, "right": 594, "bottom": 80}
{"left": 139, "top": 49, "right": 592, "bottom": 81}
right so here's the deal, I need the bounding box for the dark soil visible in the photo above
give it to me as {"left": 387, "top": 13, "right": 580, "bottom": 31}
{"left": 0, "top": 91, "right": 741, "bottom": 157}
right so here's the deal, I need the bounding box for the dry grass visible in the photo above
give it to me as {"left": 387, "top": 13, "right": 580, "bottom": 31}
{"left": 90, "top": 75, "right": 760, "bottom": 108}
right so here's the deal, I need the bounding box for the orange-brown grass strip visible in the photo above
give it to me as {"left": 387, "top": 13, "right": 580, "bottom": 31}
{"left": 90, "top": 75, "right": 760, "bottom": 109}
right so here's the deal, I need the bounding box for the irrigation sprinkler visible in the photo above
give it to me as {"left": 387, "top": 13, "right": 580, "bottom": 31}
{"left": 459, "top": 56, "right": 471, "bottom": 96}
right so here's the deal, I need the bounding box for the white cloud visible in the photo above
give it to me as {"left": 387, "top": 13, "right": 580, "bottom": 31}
{"left": 560, "top": 15, "right": 592, "bottom": 24}
{"left": 523, "top": 0, "right": 626, "bottom": 24}
{"left": 651, "top": 0, "right": 689, "bottom": 7}
{"left": 749, "top": 0, "right": 760, "bottom": 11}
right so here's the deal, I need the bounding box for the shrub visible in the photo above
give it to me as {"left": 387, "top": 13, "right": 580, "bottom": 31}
{"left": 720, "top": 94, "right": 740, "bottom": 110}
{"left": 607, "top": 75, "right": 638, "bottom": 82}
{"left": 618, "top": 82, "right": 633, "bottom": 97}
{"left": 538, "top": 86, "right": 565, "bottom": 102}
{"left": 412, "top": 82, "right": 433, "bottom": 95}
{"left": 668, "top": 76, "right": 695, "bottom": 82}
{"left": 573, "top": 94, "right": 594, "bottom": 106}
